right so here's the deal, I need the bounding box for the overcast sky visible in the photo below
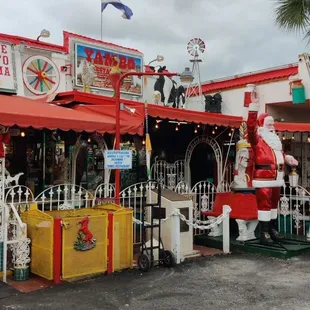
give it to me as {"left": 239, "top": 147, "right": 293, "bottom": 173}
{"left": 0, "top": 0, "right": 307, "bottom": 80}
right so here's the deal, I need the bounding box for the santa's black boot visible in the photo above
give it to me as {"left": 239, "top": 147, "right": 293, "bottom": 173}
{"left": 269, "top": 219, "right": 284, "bottom": 242}
{"left": 259, "top": 221, "right": 274, "bottom": 245}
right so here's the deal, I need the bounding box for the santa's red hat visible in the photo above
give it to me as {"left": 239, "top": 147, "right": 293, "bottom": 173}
{"left": 257, "top": 113, "right": 269, "bottom": 127}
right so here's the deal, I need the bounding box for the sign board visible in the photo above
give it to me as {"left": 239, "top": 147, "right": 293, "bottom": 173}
{"left": 75, "top": 42, "right": 143, "bottom": 96}
{"left": 104, "top": 150, "right": 133, "bottom": 170}
{"left": 0, "top": 43, "right": 16, "bottom": 93}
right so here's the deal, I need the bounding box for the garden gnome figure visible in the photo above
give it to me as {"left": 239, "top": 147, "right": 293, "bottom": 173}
{"left": 246, "top": 92, "right": 298, "bottom": 245}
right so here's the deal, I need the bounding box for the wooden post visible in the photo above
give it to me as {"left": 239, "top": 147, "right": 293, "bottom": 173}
{"left": 107, "top": 212, "right": 114, "bottom": 274}
{"left": 53, "top": 217, "right": 62, "bottom": 284}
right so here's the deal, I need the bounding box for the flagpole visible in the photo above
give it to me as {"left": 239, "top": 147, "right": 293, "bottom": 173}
{"left": 100, "top": 1, "right": 103, "bottom": 40}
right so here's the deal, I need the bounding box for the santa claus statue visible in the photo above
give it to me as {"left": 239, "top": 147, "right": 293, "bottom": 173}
{"left": 247, "top": 92, "right": 298, "bottom": 245}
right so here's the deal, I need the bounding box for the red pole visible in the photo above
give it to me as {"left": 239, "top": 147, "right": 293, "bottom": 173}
{"left": 53, "top": 217, "right": 62, "bottom": 284}
{"left": 107, "top": 212, "right": 114, "bottom": 274}
{"left": 114, "top": 71, "right": 178, "bottom": 205}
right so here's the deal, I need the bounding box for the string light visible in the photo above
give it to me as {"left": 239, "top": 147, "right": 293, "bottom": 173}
{"left": 20, "top": 132, "right": 25, "bottom": 137}
{"left": 176, "top": 126, "right": 179, "bottom": 131}
{"left": 142, "top": 140, "right": 145, "bottom": 145}
{"left": 212, "top": 130, "right": 215, "bottom": 134}
{"left": 194, "top": 128, "right": 198, "bottom": 134}
{"left": 215, "top": 126, "right": 218, "bottom": 130}
{"left": 228, "top": 132, "right": 232, "bottom": 137}
{"left": 87, "top": 138, "right": 91, "bottom": 143}
{"left": 155, "top": 123, "right": 159, "bottom": 129}
{"left": 197, "top": 124, "right": 200, "bottom": 128}
{"left": 292, "top": 134, "right": 295, "bottom": 140}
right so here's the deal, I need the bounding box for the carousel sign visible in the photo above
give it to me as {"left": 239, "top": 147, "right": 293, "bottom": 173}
{"left": 0, "top": 43, "right": 16, "bottom": 93}
{"left": 74, "top": 42, "right": 143, "bottom": 95}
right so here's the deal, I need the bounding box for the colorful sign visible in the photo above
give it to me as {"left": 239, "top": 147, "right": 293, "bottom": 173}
{"left": 0, "top": 43, "right": 15, "bottom": 93}
{"left": 104, "top": 150, "right": 133, "bottom": 169}
{"left": 75, "top": 43, "right": 143, "bottom": 95}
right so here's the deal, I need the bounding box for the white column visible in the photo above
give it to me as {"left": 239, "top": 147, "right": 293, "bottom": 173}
{"left": 222, "top": 205, "right": 231, "bottom": 254}
{"left": 171, "top": 210, "right": 181, "bottom": 264}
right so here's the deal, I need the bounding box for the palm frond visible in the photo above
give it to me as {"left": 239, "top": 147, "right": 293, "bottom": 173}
{"left": 274, "top": 0, "right": 310, "bottom": 32}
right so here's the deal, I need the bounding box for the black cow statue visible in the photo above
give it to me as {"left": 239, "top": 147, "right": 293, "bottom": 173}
{"left": 149, "top": 65, "right": 186, "bottom": 108}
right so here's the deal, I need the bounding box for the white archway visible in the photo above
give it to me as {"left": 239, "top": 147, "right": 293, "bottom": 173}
{"left": 185, "top": 135, "right": 223, "bottom": 187}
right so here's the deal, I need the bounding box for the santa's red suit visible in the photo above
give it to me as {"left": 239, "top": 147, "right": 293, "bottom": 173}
{"left": 247, "top": 102, "right": 297, "bottom": 243}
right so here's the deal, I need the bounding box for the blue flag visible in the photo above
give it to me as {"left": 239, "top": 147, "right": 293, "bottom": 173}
{"left": 101, "top": 0, "right": 133, "bottom": 20}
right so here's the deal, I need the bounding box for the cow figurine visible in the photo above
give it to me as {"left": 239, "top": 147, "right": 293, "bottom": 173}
{"left": 149, "top": 65, "right": 184, "bottom": 108}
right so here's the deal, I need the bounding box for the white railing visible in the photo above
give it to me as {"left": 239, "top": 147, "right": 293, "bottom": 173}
{"left": 151, "top": 159, "right": 185, "bottom": 190}
{"left": 34, "top": 184, "right": 93, "bottom": 211}
{"left": 93, "top": 183, "right": 115, "bottom": 206}
{"left": 278, "top": 184, "right": 310, "bottom": 237}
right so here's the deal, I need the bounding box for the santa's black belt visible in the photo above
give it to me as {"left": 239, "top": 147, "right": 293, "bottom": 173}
{"left": 255, "top": 164, "right": 284, "bottom": 172}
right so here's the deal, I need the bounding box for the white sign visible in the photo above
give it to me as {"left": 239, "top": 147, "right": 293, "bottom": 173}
{"left": 0, "top": 43, "right": 15, "bottom": 92}
{"left": 104, "top": 150, "right": 132, "bottom": 169}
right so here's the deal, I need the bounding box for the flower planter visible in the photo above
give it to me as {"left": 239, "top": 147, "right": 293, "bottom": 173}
{"left": 14, "top": 266, "right": 30, "bottom": 281}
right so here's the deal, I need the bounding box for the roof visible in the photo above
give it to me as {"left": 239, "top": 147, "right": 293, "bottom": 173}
{"left": 0, "top": 31, "right": 143, "bottom": 55}
{"left": 275, "top": 122, "right": 310, "bottom": 133}
{"left": 55, "top": 90, "right": 243, "bottom": 128}
{"left": 199, "top": 64, "right": 298, "bottom": 95}
{"left": 0, "top": 94, "right": 122, "bottom": 133}
{"left": 0, "top": 32, "right": 65, "bottom": 53}
{"left": 63, "top": 31, "right": 143, "bottom": 55}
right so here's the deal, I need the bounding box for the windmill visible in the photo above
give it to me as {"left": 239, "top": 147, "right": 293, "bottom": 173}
{"left": 185, "top": 38, "right": 206, "bottom": 106}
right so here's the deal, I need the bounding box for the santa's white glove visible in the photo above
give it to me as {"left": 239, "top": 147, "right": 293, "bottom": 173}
{"left": 285, "top": 155, "right": 298, "bottom": 166}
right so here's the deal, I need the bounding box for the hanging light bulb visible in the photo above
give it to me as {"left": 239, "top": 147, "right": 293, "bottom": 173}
{"left": 197, "top": 124, "right": 200, "bottom": 128}
{"left": 292, "top": 134, "right": 295, "bottom": 140}
{"left": 20, "top": 131, "right": 26, "bottom": 137}
{"left": 155, "top": 123, "right": 159, "bottom": 129}
{"left": 87, "top": 138, "right": 91, "bottom": 143}
{"left": 142, "top": 140, "right": 145, "bottom": 145}
{"left": 282, "top": 134, "right": 286, "bottom": 140}
{"left": 194, "top": 128, "right": 198, "bottom": 134}
{"left": 307, "top": 134, "right": 310, "bottom": 143}
{"left": 228, "top": 132, "right": 232, "bottom": 137}
{"left": 176, "top": 126, "right": 179, "bottom": 131}
{"left": 212, "top": 130, "right": 215, "bottom": 134}
{"left": 178, "top": 122, "right": 181, "bottom": 126}
{"left": 215, "top": 126, "right": 218, "bottom": 130}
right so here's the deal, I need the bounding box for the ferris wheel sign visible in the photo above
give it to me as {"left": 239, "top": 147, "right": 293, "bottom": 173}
{"left": 0, "top": 43, "right": 16, "bottom": 93}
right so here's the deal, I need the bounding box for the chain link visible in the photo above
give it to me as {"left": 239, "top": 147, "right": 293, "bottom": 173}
{"left": 133, "top": 207, "right": 231, "bottom": 231}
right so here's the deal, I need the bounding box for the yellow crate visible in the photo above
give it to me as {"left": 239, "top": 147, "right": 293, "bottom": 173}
{"left": 96, "top": 204, "right": 133, "bottom": 272}
{"left": 22, "top": 205, "right": 109, "bottom": 280}
{"left": 21, "top": 205, "right": 54, "bottom": 280}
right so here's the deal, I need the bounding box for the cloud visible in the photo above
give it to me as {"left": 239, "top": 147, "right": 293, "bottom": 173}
{"left": 0, "top": 0, "right": 307, "bottom": 80}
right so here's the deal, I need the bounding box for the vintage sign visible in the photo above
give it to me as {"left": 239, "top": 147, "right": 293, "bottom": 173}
{"left": 75, "top": 43, "right": 143, "bottom": 95}
{"left": 0, "top": 43, "right": 16, "bottom": 92}
{"left": 104, "top": 150, "right": 133, "bottom": 169}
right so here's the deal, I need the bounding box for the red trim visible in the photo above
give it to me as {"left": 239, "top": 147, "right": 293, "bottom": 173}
{"left": 0, "top": 32, "right": 65, "bottom": 52}
{"left": 55, "top": 90, "right": 243, "bottom": 128}
{"left": 107, "top": 212, "right": 114, "bottom": 274}
{"left": 53, "top": 217, "right": 62, "bottom": 284}
{"left": 198, "top": 65, "right": 298, "bottom": 95}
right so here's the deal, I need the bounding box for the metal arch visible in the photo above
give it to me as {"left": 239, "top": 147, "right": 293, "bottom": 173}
{"left": 184, "top": 135, "right": 223, "bottom": 187}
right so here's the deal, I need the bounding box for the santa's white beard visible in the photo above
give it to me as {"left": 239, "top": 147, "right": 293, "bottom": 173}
{"left": 258, "top": 127, "right": 282, "bottom": 151}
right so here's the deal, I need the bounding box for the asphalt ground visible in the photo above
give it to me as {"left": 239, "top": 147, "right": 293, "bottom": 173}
{"left": 1, "top": 252, "right": 310, "bottom": 310}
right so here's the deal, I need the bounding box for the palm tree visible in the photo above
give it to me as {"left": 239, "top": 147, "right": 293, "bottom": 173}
{"left": 274, "top": 0, "right": 310, "bottom": 40}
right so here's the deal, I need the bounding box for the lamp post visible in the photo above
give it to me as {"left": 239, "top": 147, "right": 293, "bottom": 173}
{"left": 148, "top": 55, "right": 164, "bottom": 65}
{"left": 37, "top": 29, "right": 50, "bottom": 41}
{"left": 114, "top": 69, "right": 193, "bottom": 204}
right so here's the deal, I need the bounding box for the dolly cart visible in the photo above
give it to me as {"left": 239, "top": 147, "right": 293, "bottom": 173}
{"left": 137, "top": 180, "right": 175, "bottom": 271}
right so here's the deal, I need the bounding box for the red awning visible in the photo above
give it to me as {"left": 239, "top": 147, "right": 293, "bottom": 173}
{"left": 0, "top": 95, "right": 119, "bottom": 133}
{"left": 275, "top": 122, "right": 310, "bottom": 133}
{"left": 74, "top": 104, "right": 144, "bottom": 135}
{"left": 56, "top": 90, "right": 243, "bottom": 128}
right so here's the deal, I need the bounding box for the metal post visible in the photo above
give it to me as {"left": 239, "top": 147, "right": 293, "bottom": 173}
{"left": 114, "top": 71, "right": 178, "bottom": 205}
{"left": 222, "top": 205, "right": 231, "bottom": 254}
{"left": 171, "top": 209, "right": 181, "bottom": 264}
